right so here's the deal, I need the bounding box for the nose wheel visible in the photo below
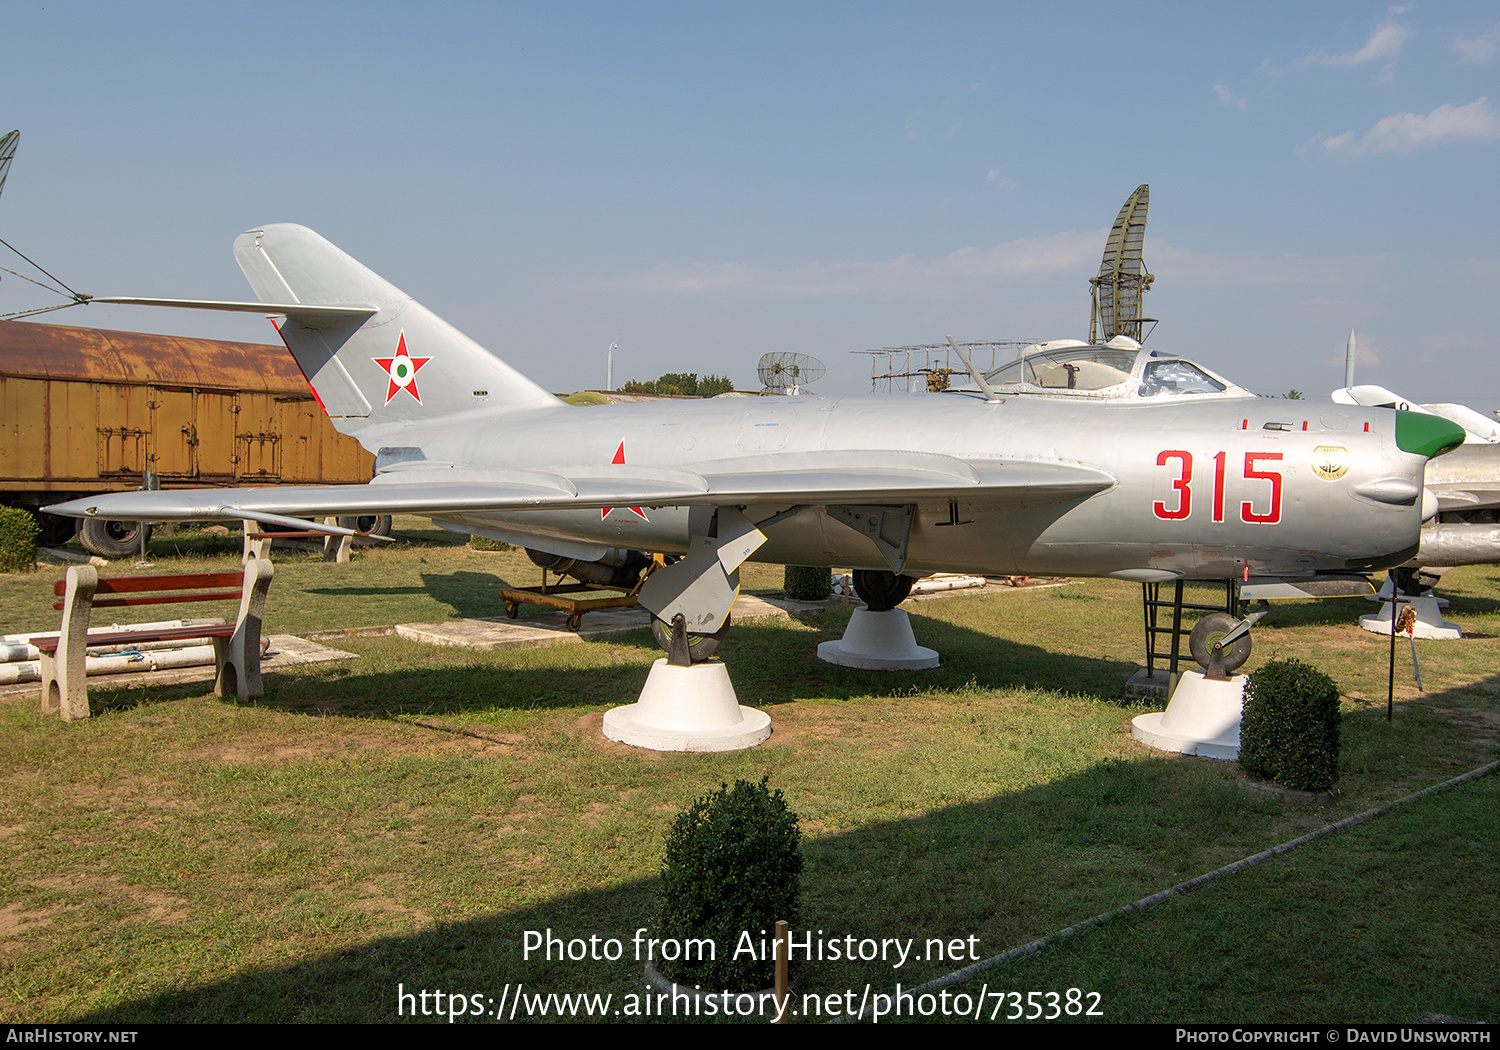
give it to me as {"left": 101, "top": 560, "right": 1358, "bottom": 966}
{"left": 1188, "top": 602, "right": 1268, "bottom": 679}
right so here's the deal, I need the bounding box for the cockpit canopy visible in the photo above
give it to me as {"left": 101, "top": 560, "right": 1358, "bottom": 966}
{"left": 948, "top": 336, "right": 1251, "bottom": 402}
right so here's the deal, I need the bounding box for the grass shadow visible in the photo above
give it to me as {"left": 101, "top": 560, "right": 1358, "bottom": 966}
{"left": 59, "top": 733, "right": 1498, "bottom": 1024}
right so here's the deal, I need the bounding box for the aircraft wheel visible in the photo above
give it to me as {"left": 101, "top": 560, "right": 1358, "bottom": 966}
{"left": 852, "top": 569, "right": 914, "bottom": 612}
{"left": 79, "top": 518, "right": 151, "bottom": 559}
{"left": 650, "top": 613, "right": 731, "bottom": 662}
{"left": 338, "top": 514, "right": 393, "bottom": 545}
{"left": 1189, "top": 613, "right": 1252, "bottom": 673}
{"left": 32, "top": 509, "right": 75, "bottom": 547}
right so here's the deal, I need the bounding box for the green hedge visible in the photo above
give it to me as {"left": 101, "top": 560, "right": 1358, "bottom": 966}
{"left": 655, "top": 777, "right": 803, "bottom": 990}
{"left": 1239, "top": 659, "right": 1341, "bottom": 792}
{"left": 782, "top": 565, "right": 831, "bottom": 601}
{"left": 0, "top": 507, "right": 40, "bottom": 574}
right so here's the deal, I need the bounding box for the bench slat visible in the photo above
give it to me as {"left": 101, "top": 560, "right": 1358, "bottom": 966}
{"left": 31, "top": 624, "right": 237, "bottom": 652}
{"left": 54, "top": 592, "right": 244, "bottom": 610}
{"left": 98, "top": 573, "right": 245, "bottom": 593}
{"left": 51, "top": 572, "right": 244, "bottom": 597}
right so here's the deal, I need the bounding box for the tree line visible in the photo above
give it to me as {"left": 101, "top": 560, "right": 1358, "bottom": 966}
{"left": 619, "top": 372, "right": 736, "bottom": 397}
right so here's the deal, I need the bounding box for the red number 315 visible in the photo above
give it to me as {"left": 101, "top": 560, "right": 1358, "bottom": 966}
{"left": 1154, "top": 450, "right": 1282, "bottom": 525}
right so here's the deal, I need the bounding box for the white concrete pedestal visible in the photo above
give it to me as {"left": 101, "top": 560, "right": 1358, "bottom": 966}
{"left": 816, "top": 608, "right": 939, "bottom": 670}
{"left": 1370, "top": 577, "right": 1450, "bottom": 608}
{"left": 1359, "top": 597, "right": 1461, "bottom": 640}
{"left": 603, "top": 659, "right": 771, "bottom": 752}
{"left": 1132, "top": 671, "right": 1246, "bottom": 760}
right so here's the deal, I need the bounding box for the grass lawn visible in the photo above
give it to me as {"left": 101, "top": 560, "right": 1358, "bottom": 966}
{"left": 0, "top": 520, "right": 1495, "bottom": 1023}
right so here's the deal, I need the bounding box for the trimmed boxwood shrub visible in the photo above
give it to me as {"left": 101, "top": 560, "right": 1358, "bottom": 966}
{"left": 0, "top": 507, "right": 40, "bottom": 574}
{"left": 655, "top": 777, "right": 802, "bottom": 989}
{"left": 782, "top": 565, "right": 831, "bottom": 601}
{"left": 1239, "top": 658, "right": 1341, "bottom": 792}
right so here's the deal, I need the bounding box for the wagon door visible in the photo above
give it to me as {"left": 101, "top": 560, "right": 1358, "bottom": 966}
{"left": 145, "top": 386, "right": 197, "bottom": 479}
{"left": 234, "top": 391, "right": 282, "bottom": 481}
{"left": 96, "top": 385, "right": 148, "bottom": 478}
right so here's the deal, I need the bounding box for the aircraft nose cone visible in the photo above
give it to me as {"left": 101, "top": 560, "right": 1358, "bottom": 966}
{"left": 1395, "top": 410, "right": 1467, "bottom": 459}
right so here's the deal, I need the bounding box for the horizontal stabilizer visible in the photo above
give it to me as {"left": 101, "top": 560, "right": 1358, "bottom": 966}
{"left": 91, "top": 296, "right": 377, "bottom": 329}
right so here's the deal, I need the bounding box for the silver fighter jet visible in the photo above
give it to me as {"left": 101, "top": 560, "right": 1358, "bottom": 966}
{"left": 50, "top": 224, "right": 1467, "bottom": 660}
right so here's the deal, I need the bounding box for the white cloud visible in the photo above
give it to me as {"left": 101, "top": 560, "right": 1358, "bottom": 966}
{"left": 1308, "top": 20, "right": 1410, "bottom": 66}
{"left": 1316, "top": 97, "right": 1500, "bottom": 157}
{"left": 1312, "top": 130, "right": 1357, "bottom": 154}
{"left": 590, "top": 230, "right": 1106, "bottom": 299}
{"left": 1214, "top": 82, "right": 1249, "bottom": 110}
{"left": 1300, "top": 20, "right": 1410, "bottom": 81}
{"left": 984, "top": 169, "right": 1015, "bottom": 191}
{"left": 1452, "top": 23, "right": 1500, "bottom": 63}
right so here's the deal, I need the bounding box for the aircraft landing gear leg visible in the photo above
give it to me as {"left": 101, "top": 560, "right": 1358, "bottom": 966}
{"left": 651, "top": 613, "right": 732, "bottom": 666}
{"left": 637, "top": 507, "right": 766, "bottom": 665}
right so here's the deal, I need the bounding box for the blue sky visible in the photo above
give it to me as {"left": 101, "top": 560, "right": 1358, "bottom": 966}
{"left": 3, "top": 2, "right": 1497, "bottom": 404}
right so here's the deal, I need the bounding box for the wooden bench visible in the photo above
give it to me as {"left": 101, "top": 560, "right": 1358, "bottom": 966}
{"left": 31, "top": 560, "right": 274, "bottom": 721}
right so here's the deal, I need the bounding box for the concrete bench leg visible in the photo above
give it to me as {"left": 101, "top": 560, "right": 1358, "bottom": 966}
{"left": 242, "top": 520, "right": 272, "bottom": 563}
{"left": 216, "top": 558, "right": 273, "bottom": 702}
{"left": 38, "top": 651, "right": 61, "bottom": 718}
{"left": 42, "top": 565, "right": 97, "bottom": 721}
{"left": 322, "top": 517, "right": 352, "bottom": 563}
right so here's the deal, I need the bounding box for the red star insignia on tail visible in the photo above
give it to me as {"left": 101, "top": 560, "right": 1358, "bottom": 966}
{"left": 602, "top": 440, "right": 649, "bottom": 521}
{"left": 373, "top": 331, "right": 431, "bottom": 405}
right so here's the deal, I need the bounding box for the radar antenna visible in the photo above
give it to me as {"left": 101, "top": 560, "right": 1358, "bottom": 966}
{"left": 1089, "top": 183, "right": 1156, "bottom": 343}
{"left": 0, "top": 130, "right": 17, "bottom": 202}
{"left": 0, "top": 130, "right": 98, "bottom": 321}
{"left": 757, "top": 351, "right": 826, "bottom": 395}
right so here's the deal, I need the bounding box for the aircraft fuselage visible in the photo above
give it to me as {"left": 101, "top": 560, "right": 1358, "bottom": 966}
{"left": 395, "top": 390, "right": 1427, "bottom": 581}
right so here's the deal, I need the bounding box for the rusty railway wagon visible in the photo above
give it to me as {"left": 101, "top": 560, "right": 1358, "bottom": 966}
{"left": 0, "top": 319, "right": 384, "bottom": 557}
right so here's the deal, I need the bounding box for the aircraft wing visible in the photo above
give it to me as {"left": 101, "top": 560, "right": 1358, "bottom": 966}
{"left": 1425, "top": 443, "right": 1500, "bottom": 513}
{"left": 1431, "top": 484, "right": 1500, "bottom": 513}
{"left": 44, "top": 453, "right": 1113, "bottom": 524}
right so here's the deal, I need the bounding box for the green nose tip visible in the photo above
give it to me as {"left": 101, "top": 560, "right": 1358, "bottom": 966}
{"left": 1395, "top": 410, "right": 1467, "bottom": 458}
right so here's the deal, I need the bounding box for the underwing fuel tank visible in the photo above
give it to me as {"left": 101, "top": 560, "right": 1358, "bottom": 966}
{"left": 1414, "top": 521, "right": 1500, "bottom": 568}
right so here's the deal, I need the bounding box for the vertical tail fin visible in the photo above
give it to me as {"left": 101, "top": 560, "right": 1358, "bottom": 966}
{"left": 233, "top": 224, "right": 559, "bottom": 439}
